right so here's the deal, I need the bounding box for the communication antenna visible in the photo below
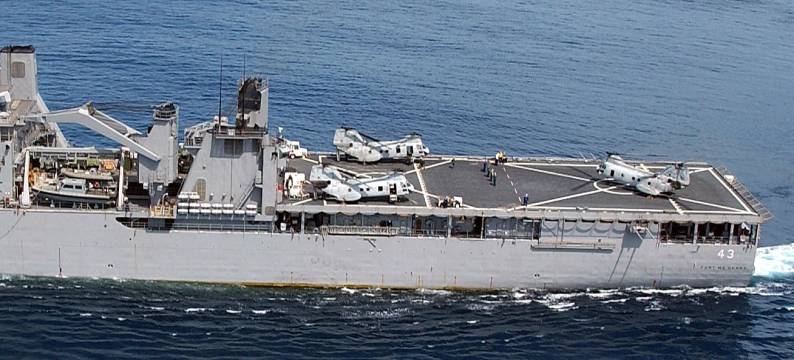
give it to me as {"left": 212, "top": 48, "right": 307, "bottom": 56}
{"left": 217, "top": 54, "right": 223, "bottom": 126}
{"left": 241, "top": 54, "right": 246, "bottom": 127}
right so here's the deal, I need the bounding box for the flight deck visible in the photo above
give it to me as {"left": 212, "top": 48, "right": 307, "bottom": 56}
{"left": 282, "top": 154, "right": 762, "bottom": 218}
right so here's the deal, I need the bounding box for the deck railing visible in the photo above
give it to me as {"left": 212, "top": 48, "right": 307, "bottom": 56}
{"left": 116, "top": 218, "right": 271, "bottom": 233}
{"left": 322, "top": 225, "right": 401, "bottom": 236}
{"left": 319, "top": 225, "right": 447, "bottom": 237}
{"left": 715, "top": 166, "right": 774, "bottom": 221}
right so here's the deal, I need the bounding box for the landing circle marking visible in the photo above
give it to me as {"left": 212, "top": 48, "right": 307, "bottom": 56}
{"left": 594, "top": 180, "right": 633, "bottom": 195}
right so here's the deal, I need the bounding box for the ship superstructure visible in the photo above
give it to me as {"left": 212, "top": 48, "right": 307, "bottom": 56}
{"left": 0, "top": 46, "right": 773, "bottom": 289}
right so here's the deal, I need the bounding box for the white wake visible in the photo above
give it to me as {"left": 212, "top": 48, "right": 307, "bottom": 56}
{"left": 754, "top": 243, "right": 794, "bottom": 278}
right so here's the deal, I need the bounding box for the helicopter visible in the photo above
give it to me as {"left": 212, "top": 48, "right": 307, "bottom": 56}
{"left": 309, "top": 164, "right": 414, "bottom": 203}
{"left": 596, "top": 153, "right": 691, "bottom": 196}
{"left": 332, "top": 128, "right": 429, "bottom": 163}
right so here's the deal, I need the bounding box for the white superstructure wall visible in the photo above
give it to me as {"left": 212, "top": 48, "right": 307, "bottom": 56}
{"left": 0, "top": 46, "right": 38, "bottom": 101}
{"left": 181, "top": 134, "right": 261, "bottom": 207}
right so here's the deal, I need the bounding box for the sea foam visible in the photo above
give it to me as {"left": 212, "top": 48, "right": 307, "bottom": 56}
{"left": 754, "top": 243, "right": 794, "bottom": 278}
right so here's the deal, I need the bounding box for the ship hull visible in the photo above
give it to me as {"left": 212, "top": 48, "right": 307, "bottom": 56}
{"left": 0, "top": 209, "right": 755, "bottom": 290}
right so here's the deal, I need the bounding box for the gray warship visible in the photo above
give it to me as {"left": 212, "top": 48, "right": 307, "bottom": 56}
{"left": 0, "top": 46, "right": 774, "bottom": 289}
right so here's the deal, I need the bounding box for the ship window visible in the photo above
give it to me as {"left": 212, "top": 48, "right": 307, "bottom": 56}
{"left": 396, "top": 147, "right": 401, "bottom": 153}
{"left": 378, "top": 186, "right": 383, "bottom": 192}
{"left": 621, "top": 173, "right": 624, "bottom": 178}
{"left": 450, "top": 216, "right": 482, "bottom": 237}
{"left": 700, "top": 222, "right": 730, "bottom": 243}
{"left": 631, "top": 176, "right": 635, "bottom": 181}
{"left": 11, "top": 62, "right": 25, "bottom": 78}
{"left": 224, "top": 139, "right": 243, "bottom": 156}
{"left": 734, "top": 223, "right": 752, "bottom": 244}
{"left": 661, "top": 222, "right": 694, "bottom": 243}
{"left": 610, "top": 170, "right": 614, "bottom": 177}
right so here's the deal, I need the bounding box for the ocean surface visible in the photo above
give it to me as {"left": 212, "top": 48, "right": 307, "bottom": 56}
{"left": 2, "top": 0, "right": 794, "bottom": 358}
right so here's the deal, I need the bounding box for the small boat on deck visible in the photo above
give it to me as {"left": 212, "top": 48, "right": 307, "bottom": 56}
{"left": 60, "top": 168, "right": 116, "bottom": 182}
{"left": 32, "top": 177, "right": 116, "bottom": 207}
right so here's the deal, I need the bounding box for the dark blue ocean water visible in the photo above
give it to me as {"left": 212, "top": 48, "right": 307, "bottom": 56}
{"left": 2, "top": 0, "right": 794, "bottom": 358}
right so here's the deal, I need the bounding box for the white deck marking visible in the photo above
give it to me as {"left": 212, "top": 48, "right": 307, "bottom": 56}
{"left": 525, "top": 186, "right": 617, "bottom": 207}
{"left": 509, "top": 162, "right": 598, "bottom": 168}
{"left": 708, "top": 168, "right": 753, "bottom": 213}
{"left": 668, "top": 198, "right": 684, "bottom": 215}
{"left": 405, "top": 160, "right": 451, "bottom": 175}
{"left": 676, "top": 197, "right": 749, "bottom": 213}
{"left": 283, "top": 202, "right": 744, "bottom": 215}
{"left": 510, "top": 205, "right": 667, "bottom": 212}
{"left": 291, "top": 198, "right": 313, "bottom": 206}
{"left": 301, "top": 157, "right": 319, "bottom": 165}
{"left": 409, "top": 188, "right": 441, "bottom": 200}
{"left": 593, "top": 180, "right": 633, "bottom": 195}
{"left": 506, "top": 163, "right": 591, "bottom": 182}
{"left": 681, "top": 210, "right": 756, "bottom": 214}
{"left": 507, "top": 205, "right": 744, "bottom": 214}
{"left": 501, "top": 167, "right": 522, "bottom": 196}
{"left": 689, "top": 168, "right": 710, "bottom": 174}
{"left": 413, "top": 163, "right": 432, "bottom": 208}
{"left": 639, "top": 163, "right": 649, "bottom": 172}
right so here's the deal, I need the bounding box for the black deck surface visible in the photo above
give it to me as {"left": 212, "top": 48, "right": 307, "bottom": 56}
{"left": 285, "top": 155, "right": 753, "bottom": 215}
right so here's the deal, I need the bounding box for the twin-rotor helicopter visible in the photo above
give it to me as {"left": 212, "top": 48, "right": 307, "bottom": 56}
{"left": 596, "top": 153, "right": 692, "bottom": 196}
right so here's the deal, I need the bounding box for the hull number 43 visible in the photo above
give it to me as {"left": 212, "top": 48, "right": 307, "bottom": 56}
{"left": 717, "top": 249, "right": 735, "bottom": 259}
